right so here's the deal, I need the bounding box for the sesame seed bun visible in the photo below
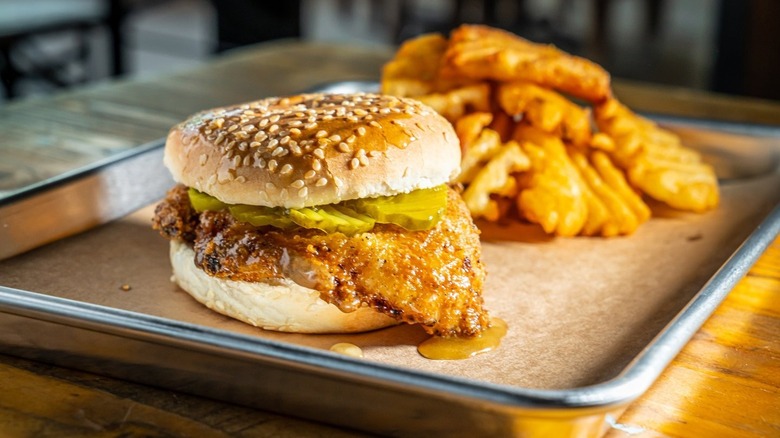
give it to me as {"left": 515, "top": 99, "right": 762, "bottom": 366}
{"left": 164, "top": 93, "right": 461, "bottom": 208}
{"left": 169, "top": 240, "right": 398, "bottom": 333}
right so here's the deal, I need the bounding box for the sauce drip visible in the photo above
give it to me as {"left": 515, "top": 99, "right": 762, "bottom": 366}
{"left": 417, "top": 318, "right": 507, "bottom": 360}
{"left": 329, "top": 342, "right": 364, "bottom": 358}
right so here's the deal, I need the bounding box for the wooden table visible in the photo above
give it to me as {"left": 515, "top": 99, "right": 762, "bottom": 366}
{"left": 1, "top": 41, "right": 779, "bottom": 437}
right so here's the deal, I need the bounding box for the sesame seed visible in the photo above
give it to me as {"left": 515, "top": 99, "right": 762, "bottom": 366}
{"left": 290, "top": 144, "right": 302, "bottom": 156}
{"left": 317, "top": 138, "right": 329, "bottom": 146}
{"left": 313, "top": 148, "right": 325, "bottom": 159}
{"left": 358, "top": 155, "right": 369, "bottom": 166}
{"left": 369, "top": 120, "right": 381, "bottom": 128}
{"left": 250, "top": 141, "right": 261, "bottom": 148}
{"left": 255, "top": 132, "right": 268, "bottom": 141}
{"left": 291, "top": 179, "right": 305, "bottom": 189}
{"left": 368, "top": 150, "right": 381, "bottom": 158}
{"left": 354, "top": 109, "right": 368, "bottom": 116}
{"left": 238, "top": 142, "right": 248, "bottom": 151}
{"left": 312, "top": 160, "right": 322, "bottom": 171}
{"left": 270, "top": 114, "right": 281, "bottom": 123}
{"left": 228, "top": 124, "right": 239, "bottom": 132}
{"left": 289, "top": 120, "right": 303, "bottom": 127}
{"left": 269, "top": 124, "right": 279, "bottom": 133}
{"left": 272, "top": 146, "right": 285, "bottom": 157}
{"left": 280, "top": 136, "right": 291, "bottom": 145}
{"left": 298, "top": 187, "right": 308, "bottom": 198}
{"left": 338, "top": 142, "right": 350, "bottom": 153}
{"left": 268, "top": 159, "right": 278, "bottom": 172}
{"left": 333, "top": 176, "right": 343, "bottom": 188}
{"left": 295, "top": 112, "right": 305, "bottom": 118}
{"left": 347, "top": 115, "right": 359, "bottom": 123}
{"left": 365, "top": 115, "right": 374, "bottom": 121}
{"left": 267, "top": 138, "right": 279, "bottom": 148}
{"left": 232, "top": 155, "right": 241, "bottom": 167}
{"left": 315, "top": 178, "right": 328, "bottom": 187}
{"left": 357, "top": 127, "right": 367, "bottom": 136}
{"left": 305, "top": 122, "right": 317, "bottom": 129}
{"left": 290, "top": 128, "right": 301, "bottom": 136}
{"left": 329, "top": 134, "right": 342, "bottom": 142}
{"left": 349, "top": 158, "right": 360, "bottom": 169}
{"left": 315, "top": 130, "right": 327, "bottom": 138}
{"left": 256, "top": 157, "right": 267, "bottom": 168}
{"left": 304, "top": 170, "right": 316, "bottom": 179}
{"left": 346, "top": 135, "right": 356, "bottom": 144}
{"left": 280, "top": 164, "right": 293, "bottom": 174}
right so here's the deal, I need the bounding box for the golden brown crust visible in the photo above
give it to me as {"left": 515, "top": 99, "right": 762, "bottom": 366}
{"left": 164, "top": 93, "right": 461, "bottom": 208}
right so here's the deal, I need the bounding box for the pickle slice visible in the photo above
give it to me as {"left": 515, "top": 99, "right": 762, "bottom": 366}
{"left": 229, "top": 205, "right": 293, "bottom": 229}
{"left": 289, "top": 205, "right": 375, "bottom": 235}
{"left": 323, "top": 205, "right": 376, "bottom": 234}
{"left": 351, "top": 185, "right": 448, "bottom": 230}
{"left": 188, "top": 188, "right": 227, "bottom": 212}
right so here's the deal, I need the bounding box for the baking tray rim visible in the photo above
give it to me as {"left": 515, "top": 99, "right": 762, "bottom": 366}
{"left": 1, "top": 132, "right": 779, "bottom": 414}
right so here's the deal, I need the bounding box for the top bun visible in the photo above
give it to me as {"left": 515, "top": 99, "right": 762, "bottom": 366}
{"left": 164, "top": 93, "right": 461, "bottom": 208}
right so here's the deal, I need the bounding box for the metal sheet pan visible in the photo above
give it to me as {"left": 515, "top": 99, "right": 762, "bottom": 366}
{"left": 1, "top": 83, "right": 779, "bottom": 437}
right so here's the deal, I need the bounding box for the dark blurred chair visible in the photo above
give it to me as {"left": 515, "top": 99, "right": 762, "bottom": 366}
{"left": 0, "top": 0, "right": 176, "bottom": 100}
{"left": 208, "top": 1, "right": 300, "bottom": 53}
{"left": 0, "top": 1, "right": 107, "bottom": 99}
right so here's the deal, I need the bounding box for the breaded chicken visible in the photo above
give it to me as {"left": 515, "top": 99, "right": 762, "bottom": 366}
{"left": 153, "top": 185, "right": 489, "bottom": 337}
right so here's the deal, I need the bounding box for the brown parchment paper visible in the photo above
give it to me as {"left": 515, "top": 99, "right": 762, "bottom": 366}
{"left": 2, "top": 137, "right": 779, "bottom": 391}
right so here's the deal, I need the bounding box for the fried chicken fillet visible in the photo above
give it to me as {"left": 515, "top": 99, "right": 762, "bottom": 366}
{"left": 154, "top": 184, "right": 488, "bottom": 337}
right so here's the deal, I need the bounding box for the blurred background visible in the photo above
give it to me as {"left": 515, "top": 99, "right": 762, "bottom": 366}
{"left": 1, "top": 0, "right": 778, "bottom": 104}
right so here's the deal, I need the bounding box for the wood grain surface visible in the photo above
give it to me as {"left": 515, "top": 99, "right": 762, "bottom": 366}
{"left": 1, "top": 41, "right": 779, "bottom": 437}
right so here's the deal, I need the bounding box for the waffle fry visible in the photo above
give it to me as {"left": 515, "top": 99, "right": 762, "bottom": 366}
{"left": 381, "top": 33, "right": 448, "bottom": 97}
{"left": 414, "top": 83, "right": 492, "bottom": 123}
{"left": 498, "top": 81, "right": 592, "bottom": 146}
{"left": 595, "top": 100, "right": 719, "bottom": 212}
{"left": 442, "top": 25, "right": 611, "bottom": 103}
{"left": 569, "top": 149, "right": 649, "bottom": 236}
{"left": 463, "top": 140, "right": 530, "bottom": 221}
{"left": 513, "top": 125, "right": 589, "bottom": 236}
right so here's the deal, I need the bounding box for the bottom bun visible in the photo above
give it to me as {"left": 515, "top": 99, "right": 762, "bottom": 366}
{"left": 170, "top": 240, "right": 398, "bottom": 333}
